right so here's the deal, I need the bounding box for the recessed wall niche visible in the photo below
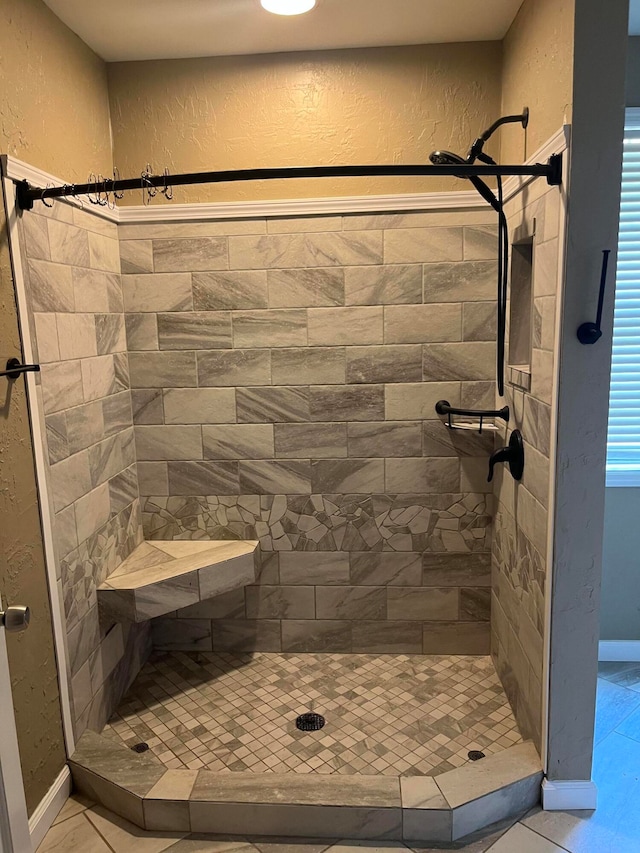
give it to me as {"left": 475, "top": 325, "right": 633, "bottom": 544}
{"left": 508, "top": 223, "right": 536, "bottom": 378}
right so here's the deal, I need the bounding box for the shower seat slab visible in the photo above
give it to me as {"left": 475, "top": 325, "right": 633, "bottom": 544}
{"left": 97, "top": 539, "right": 260, "bottom": 622}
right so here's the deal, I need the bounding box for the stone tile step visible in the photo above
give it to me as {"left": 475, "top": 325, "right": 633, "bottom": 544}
{"left": 70, "top": 731, "right": 542, "bottom": 843}
{"left": 97, "top": 540, "right": 260, "bottom": 622}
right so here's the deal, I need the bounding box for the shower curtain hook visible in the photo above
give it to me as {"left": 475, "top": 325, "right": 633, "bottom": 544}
{"left": 113, "top": 167, "right": 125, "bottom": 201}
{"left": 161, "top": 167, "right": 173, "bottom": 201}
{"left": 40, "top": 183, "right": 54, "bottom": 208}
{"left": 141, "top": 164, "right": 157, "bottom": 205}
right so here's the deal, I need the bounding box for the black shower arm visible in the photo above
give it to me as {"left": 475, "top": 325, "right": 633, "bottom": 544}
{"left": 467, "top": 108, "right": 530, "bottom": 163}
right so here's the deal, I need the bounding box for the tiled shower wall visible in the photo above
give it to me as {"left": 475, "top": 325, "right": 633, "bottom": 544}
{"left": 491, "top": 179, "right": 563, "bottom": 751}
{"left": 18, "top": 202, "right": 148, "bottom": 738}
{"left": 121, "top": 211, "right": 499, "bottom": 655}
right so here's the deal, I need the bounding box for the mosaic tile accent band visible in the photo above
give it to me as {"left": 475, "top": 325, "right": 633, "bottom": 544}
{"left": 103, "top": 651, "right": 522, "bottom": 776}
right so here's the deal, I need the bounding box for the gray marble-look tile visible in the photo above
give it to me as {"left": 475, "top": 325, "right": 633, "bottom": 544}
{"left": 73, "top": 268, "right": 123, "bottom": 313}
{"left": 530, "top": 349, "right": 554, "bottom": 405}
{"left": 423, "top": 342, "right": 496, "bottom": 381}
{"left": 86, "top": 802, "right": 186, "bottom": 848}
{"left": 27, "top": 259, "right": 75, "bottom": 312}
{"left": 423, "top": 261, "right": 498, "bottom": 303}
{"left": 103, "top": 392, "right": 133, "bottom": 437}
{"left": 119, "top": 220, "right": 264, "bottom": 240}
{"left": 152, "top": 618, "right": 212, "bottom": 651}
{"left": 310, "top": 386, "right": 384, "bottom": 422}
{"left": 346, "top": 346, "right": 422, "bottom": 384}
{"left": 463, "top": 302, "right": 497, "bottom": 342}
{"left": 46, "top": 412, "right": 69, "bottom": 463}
{"left": 422, "top": 553, "right": 491, "bottom": 587}
{"left": 167, "top": 461, "right": 240, "bottom": 495}
{"left": 65, "top": 400, "right": 105, "bottom": 454}
{"left": 176, "top": 587, "right": 246, "bottom": 619}
{"left": 344, "top": 264, "right": 422, "bottom": 305}
{"left": 48, "top": 218, "right": 90, "bottom": 266}
{"left": 482, "top": 822, "right": 566, "bottom": 852}
{"left": 96, "top": 314, "right": 127, "bottom": 355}
{"left": 281, "top": 620, "right": 352, "bottom": 653}
{"left": 70, "top": 730, "right": 165, "bottom": 797}
{"left": 384, "top": 305, "right": 462, "bottom": 344}
{"left": 158, "top": 312, "right": 232, "bottom": 350}
{"left": 385, "top": 227, "right": 462, "bottom": 264}
{"left": 37, "top": 811, "right": 112, "bottom": 852}
{"left": 193, "top": 270, "right": 268, "bottom": 310}
{"left": 211, "top": 619, "right": 282, "bottom": 653}
{"left": 316, "top": 586, "right": 386, "bottom": 620}
{"left": 229, "top": 231, "right": 383, "bottom": 270}
{"left": 422, "top": 421, "right": 495, "bottom": 457}
{"left": 347, "top": 422, "right": 422, "bottom": 457}
{"left": 88, "top": 429, "right": 136, "bottom": 487}
{"left": 138, "top": 462, "right": 169, "bottom": 495}
{"left": 41, "top": 360, "right": 84, "bottom": 413}
{"left": 21, "top": 212, "right": 51, "bottom": 261}
{"left": 233, "top": 309, "right": 307, "bottom": 348}
{"left": 279, "top": 552, "right": 350, "bottom": 585}
{"left": 135, "top": 426, "right": 203, "bottom": 461}
{"left": 245, "top": 585, "right": 315, "bottom": 619}
{"left": 75, "top": 482, "right": 111, "bottom": 544}
{"left": 126, "top": 314, "right": 159, "bottom": 351}
{"left": 385, "top": 458, "right": 460, "bottom": 493}
{"left": 237, "top": 387, "right": 310, "bottom": 423}
{"left": 461, "top": 381, "right": 496, "bottom": 410}
{"left": 89, "top": 231, "right": 121, "bottom": 273}
{"left": 197, "top": 350, "right": 271, "bottom": 387}
{"left": 401, "top": 776, "right": 451, "bottom": 842}
{"left": 274, "top": 423, "right": 347, "bottom": 458}
{"left": 352, "top": 621, "right": 422, "bottom": 654}
{"left": 267, "top": 269, "right": 345, "bottom": 308}
{"left": 350, "top": 553, "right": 422, "bottom": 586}
{"left": 123, "top": 274, "right": 193, "bottom": 313}
{"left": 384, "top": 381, "right": 461, "bottom": 421}
{"left": 311, "top": 460, "right": 385, "bottom": 493}
{"left": 119, "top": 240, "right": 154, "bottom": 274}
{"left": 239, "top": 460, "right": 312, "bottom": 494}
{"left": 132, "top": 390, "right": 164, "bottom": 424}
{"left": 271, "top": 347, "right": 345, "bottom": 385}
{"left": 129, "top": 352, "right": 197, "bottom": 388}
{"left": 423, "top": 621, "right": 490, "bottom": 655}
{"left": 109, "top": 466, "right": 139, "bottom": 515}
{"left": 267, "top": 214, "right": 342, "bottom": 233}
{"left": 203, "top": 424, "right": 274, "bottom": 459}
{"left": 463, "top": 225, "right": 498, "bottom": 261}
{"left": 594, "top": 678, "right": 640, "bottom": 745}
{"left": 135, "top": 571, "right": 201, "bottom": 621}
{"left": 163, "top": 388, "right": 236, "bottom": 424}
{"left": 55, "top": 503, "right": 78, "bottom": 559}
{"left": 460, "top": 588, "right": 491, "bottom": 621}
{"left": 50, "top": 451, "right": 92, "bottom": 512}
{"left": 308, "top": 306, "right": 383, "bottom": 346}
{"left": 387, "top": 587, "right": 458, "bottom": 621}
{"left": 34, "top": 313, "right": 60, "bottom": 362}
{"left": 153, "top": 237, "right": 228, "bottom": 272}
{"left": 81, "top": 355, "right": 123, "bottom": 402}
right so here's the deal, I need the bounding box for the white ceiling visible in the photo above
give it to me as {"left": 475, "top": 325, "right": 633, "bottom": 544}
{"left": 43, "top": 0, "right": 525, "bottom": 63}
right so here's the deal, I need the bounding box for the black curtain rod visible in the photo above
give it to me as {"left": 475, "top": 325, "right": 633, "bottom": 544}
{"left": 15, "top": 154, "right": 562, "bottom": 210}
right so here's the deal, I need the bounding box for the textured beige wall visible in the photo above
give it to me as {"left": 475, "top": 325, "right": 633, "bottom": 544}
{"left": 0, "top": 0, "right": 112, "bottom": 815}
{"left": 108, "top": 43, "right": 503, "bottom": 204}
{"left": 501, "top": 0, "right": 574, "bottom": 164}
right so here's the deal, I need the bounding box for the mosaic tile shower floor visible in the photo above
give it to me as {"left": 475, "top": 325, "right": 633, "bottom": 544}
{"left": 102, "top": 651, "right": 522, "bottom": 776}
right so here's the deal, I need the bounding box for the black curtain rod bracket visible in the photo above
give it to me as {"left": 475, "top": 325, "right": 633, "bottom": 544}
{"left": 14, "top": 155, "right": 562, "bottom": 211}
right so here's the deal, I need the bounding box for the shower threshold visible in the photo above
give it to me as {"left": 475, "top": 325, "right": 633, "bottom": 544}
{"left": 69, "top": 652, "right": 542, "bottom": 842}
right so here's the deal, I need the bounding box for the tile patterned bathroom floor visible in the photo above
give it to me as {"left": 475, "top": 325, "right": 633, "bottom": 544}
{"left": 102, "top": 651, "right": 522, "bottom": 776}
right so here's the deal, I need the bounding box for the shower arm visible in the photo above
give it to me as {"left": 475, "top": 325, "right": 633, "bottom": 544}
{"left": 466, "top": 108, "right": 530, "bottom": 164}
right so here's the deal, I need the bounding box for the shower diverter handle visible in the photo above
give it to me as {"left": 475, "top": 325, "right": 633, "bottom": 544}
{"left": 487, "top": 430, "right": 525, "bottom": 482}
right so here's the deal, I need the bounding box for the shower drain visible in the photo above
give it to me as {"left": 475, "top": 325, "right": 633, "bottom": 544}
{"left": 468, "top": 750, "right": 486, "bottom": 761}
{"left": 131, "top": 742, "right": 150, "bottom": 753}
{"left": 296, "top": 712, "right": 326, "bottom": 732}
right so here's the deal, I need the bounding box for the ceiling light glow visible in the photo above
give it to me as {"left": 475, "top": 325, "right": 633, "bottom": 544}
{"left": 260, "top": 0, "right": 316, "bottom": 15}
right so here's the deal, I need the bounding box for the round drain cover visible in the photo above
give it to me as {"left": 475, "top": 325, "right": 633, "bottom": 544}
{"left": 131, "top": 742, "right": 150, "bottom": 753}
{"left": 296, "top": 712, "right": 325, "bottom": 732}
{"left": 468, "top": 750, "right": 486, "bottom": 761}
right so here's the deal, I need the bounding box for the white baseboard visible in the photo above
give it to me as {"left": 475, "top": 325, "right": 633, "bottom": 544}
{"left": 29, "top": 766, "right": 71, "bottom": 850}
{"left": 542, "top": 779, "right": 598, "bottom": 810}
{"left": 598, "top": 640, "right": 640, "bottom": 662}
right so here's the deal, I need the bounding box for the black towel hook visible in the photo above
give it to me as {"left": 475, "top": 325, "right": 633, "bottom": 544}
{"left": 577, "top": 250, "right": 610, "bottom": 345}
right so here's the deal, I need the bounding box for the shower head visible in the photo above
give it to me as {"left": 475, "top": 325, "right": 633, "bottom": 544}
{"left": 428, "top": 150, "right": 466, "bottom": 166}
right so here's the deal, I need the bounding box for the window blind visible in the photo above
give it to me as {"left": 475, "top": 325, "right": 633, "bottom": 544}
{"left": 607, "top": 109, "right": 640, "bottom": 486}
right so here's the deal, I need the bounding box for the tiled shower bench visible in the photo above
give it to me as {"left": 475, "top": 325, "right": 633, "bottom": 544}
{"left": 69, "top": 731, "right": 542, "bottom": 842}
{"left": 97, "top": 540, "right": 260, "bottom": 622}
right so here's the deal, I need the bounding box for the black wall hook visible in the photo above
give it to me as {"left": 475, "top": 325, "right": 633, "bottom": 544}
{"left": 577, "top": 250, "right": 610, "bottom": 345}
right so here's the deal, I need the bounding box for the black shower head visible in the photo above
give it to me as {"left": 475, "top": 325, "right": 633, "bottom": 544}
{"left": 429, "top": 150, "right": 466, "bottom": 166}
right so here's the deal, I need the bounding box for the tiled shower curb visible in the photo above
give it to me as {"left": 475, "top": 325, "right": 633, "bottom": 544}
{"left": 69, "top": 732, "right": 542, "bottom": 842}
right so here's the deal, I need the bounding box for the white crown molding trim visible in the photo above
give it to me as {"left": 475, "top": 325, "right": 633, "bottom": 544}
{"left": 28, "top": 766, "right": 71, "bottom": 850}
{"left": 503, "top": 125, "right": 571, "bottom": 202}
{"left": 542, "top": 779, "right": 597, "bottom": 811}
{"left": 599, "top": 640, "right": 640, "bottom": 661}
{"left": 117, "top": 190, "right": 487, "bottom": 222}
{"left": 1, "top": 155, "right": 119, "bottom": 223}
